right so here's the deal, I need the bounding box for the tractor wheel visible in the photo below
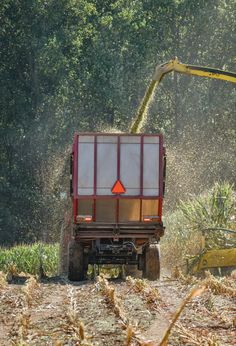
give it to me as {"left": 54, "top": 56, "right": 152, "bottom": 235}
{"left": 143, "top": 243, "right": 160, "bottom": 280}
{"left": 59, "top": 226, "right": 72, "bottom": 275}
{"left": 68, "top": 240, "right": 85, "bottom": 281}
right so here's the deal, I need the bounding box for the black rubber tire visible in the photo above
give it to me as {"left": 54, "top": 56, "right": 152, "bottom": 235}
{"left": 68, "top": 240, "right": 84, "bottom": 281}
{"left": 144, "top": 244, "right": 160, "bottom": 280}
{"left": 138, "top": 254, "right": 145, "bottom": 271}
{"left": 59, "top": 226, "right": 72, "bottom": 275}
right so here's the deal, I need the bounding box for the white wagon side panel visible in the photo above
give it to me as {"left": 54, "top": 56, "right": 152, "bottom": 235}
{"left": 120, "top": 137, "right": 140, "bottom": 195}
{"left": 77, "top": 134, "right": 160, "bottom": 197}
{"left": 97, "top": 136, "right": 117, "bottom": 195}
{"left": 78, "top": 136, "right": 94, "bottom": 195}
{"left": 143, "top": 137, "right": 159, "bottom": 196}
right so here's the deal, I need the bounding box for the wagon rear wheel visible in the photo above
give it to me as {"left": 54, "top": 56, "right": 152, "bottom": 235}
{"left": 68, "top": 240, "right": 85, "bottom": 281}
{"left": 143, "top": 243, "right": 160, "bottom": 280}
{"left": 59, "top": 226, "right": 72, "bottom": 275}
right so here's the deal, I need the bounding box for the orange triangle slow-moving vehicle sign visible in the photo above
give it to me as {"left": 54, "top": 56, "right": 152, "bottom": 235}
{"left": 111, "top": 180, "right": 126, "bottom": 194}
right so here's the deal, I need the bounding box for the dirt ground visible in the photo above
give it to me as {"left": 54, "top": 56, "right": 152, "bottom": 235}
{"left": 0, "top": 273, "right": 235, "bottom": 345}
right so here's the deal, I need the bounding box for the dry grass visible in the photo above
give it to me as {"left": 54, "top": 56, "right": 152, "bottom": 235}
{"left": 14, "top": 276, "right": 41, "bottom": 345}
{"left": 9, "top": 277, "right": 39, "bottom": 345}
{"left": 126, "top": 276, "right": 162, "bottom": 310}
{"left": 22, "top": 276, "right": 40, "bottom": 307}
{"left": 159, "top": 285, "right": 206, "bottom": 346}
{"left": 172, "top": 268, "right": 236, "bottom": 297}
{"left": 125, "top": 324, "right": 134, "bottom": 345}
{"left": 1, "top": 275, "right": 234, "bottom": 345}
{"left": 171, "top": 266, "right": 197, "bottom": 285}
{"left": 202, "top": 271, "right": 236, "bottom": 297}
{"left": 66, "top": 286, "right": 92, "bottom": 345}
{"left": 170, "top": 261, "right": 236, "bottom": 309}
{"left": 175, "top": 323, "right": 220, "bottom": 346}
{"left": 96, "top": 275, "right": 127, "bottom": 324}
{"left": 14, "top": 310, "right": 31, "bottom": 346}
{"left": 0, "top": 271, "right": 7, "bottom": 288}
{"left": 96, "top": 275, "right": 147, "bottom": 345}
{"left": 96, "top": 275, "right": 162, "bottom": 346}
{"left": 230, "top": 270, "right": 236, "bottom": 279}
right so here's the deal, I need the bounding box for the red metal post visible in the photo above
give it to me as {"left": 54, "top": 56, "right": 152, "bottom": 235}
{"left": 116, "top": 136, "right": 121, "bottom": 223}
{"left": 93, "top": 135, "right": 97, "bottom": 221}
{"left": 158, "top": 134, "right": 164, "bottom": 221}
{"left": 140, "top": 135, "right": 144, "bottom": 221}
{"left": 73, "top": 135, "right": 79, "bottom": 223}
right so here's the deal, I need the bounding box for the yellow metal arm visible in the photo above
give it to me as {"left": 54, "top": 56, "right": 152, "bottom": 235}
{"left": 130, "top": 57, "right": 236, "bottom": 134}
{"left": 153, "top": 57, "right": 236, "bottom": 83}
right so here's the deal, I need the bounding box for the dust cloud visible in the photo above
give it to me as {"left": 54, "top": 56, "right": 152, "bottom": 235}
{"left": 164, "top": 129, "right": 235, "bottom": 211}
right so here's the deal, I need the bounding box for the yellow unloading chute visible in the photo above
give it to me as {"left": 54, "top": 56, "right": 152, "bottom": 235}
{"left": 130, "top": 57, "right": 236, "bottom": 134}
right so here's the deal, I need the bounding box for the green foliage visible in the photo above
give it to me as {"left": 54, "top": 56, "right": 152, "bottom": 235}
{"left": 0, "top": 243, "right": 59, "bottom": 276}
{"left": 1, "top": 0, "right": 236, "bottom": 244}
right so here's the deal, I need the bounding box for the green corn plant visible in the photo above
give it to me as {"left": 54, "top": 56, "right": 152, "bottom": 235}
{"left": 0, "top": 243, "right": 59, "bottom": 276}
{"left": 179, "top": 182, "right": 235, "bottom": 249}
{"left": 161, "top": 182, "right": 235, "bottom": 269}
{"left": 180, "top": 182, "right": 235, "bottom": 230}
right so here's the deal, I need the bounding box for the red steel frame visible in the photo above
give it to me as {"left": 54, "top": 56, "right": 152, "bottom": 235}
{"left": 72, "top": 133, "right": 164, "bottom": 224}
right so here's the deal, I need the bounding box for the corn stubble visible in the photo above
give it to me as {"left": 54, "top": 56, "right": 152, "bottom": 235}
{"left": 96, "top": 275, "right": 157, "bottom": 345}
{"left": 96, "top": 275, "right": 231, "bottom": 345}
{"left": 159, "top": 285, "right": 206, "bottom": 346}
{"left": 126, "top": 276, "right": 162, "bottom": 310}
{"left": 202, "top": 271, "right": 236, "bottom": 297}
{"left": 175, "top": 323, "right": 220, "bottom": 346}
{"left": 166, "top": 269, "right": 236, "bottom": 345}
{"left": 0, "top": 271, "right": 7, "bottom": 288}
{"left": 0, "top": 270, "right": 235, "bottom": 345}
{"left": 96, "top": 275, "right": 129, "bottom": 330}
{"left": 9, "top": 276, "right": 40, "bottom": 345}
{"left": 65, "top": 286, "right": 92, "bottom": 345}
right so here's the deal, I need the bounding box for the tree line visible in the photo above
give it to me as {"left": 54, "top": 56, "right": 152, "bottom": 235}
{"left": 1, "top": 0, "right": 235, "bottom": 245}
